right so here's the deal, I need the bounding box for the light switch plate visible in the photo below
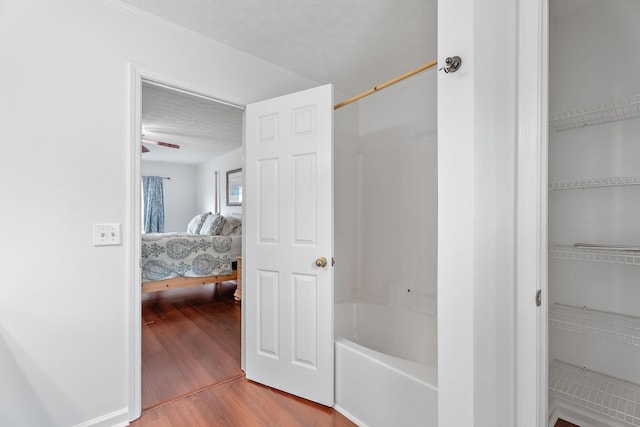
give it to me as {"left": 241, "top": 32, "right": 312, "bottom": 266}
{"left": 94, "top": 223, "right": 122, "bottom": 246}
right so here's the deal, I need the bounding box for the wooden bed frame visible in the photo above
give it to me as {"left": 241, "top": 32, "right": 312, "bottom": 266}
{"left": 141, "top": 257, "right": 242, "bottom": 301}
{"left": 141, "top": 270, "right": 237, "bottom": 293}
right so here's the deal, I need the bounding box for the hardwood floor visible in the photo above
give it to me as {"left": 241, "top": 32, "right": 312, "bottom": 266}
{"left": 141, "top": 281, "right": 243, "bottom": 410}
{"left": 135, "top": 281, "right": 355, "bottom": 426}
{"left": 132, "top": 376, "right": 355, "bottom": 427}
{"left": 555, "top": 419, "right": 580, "bottom": 427}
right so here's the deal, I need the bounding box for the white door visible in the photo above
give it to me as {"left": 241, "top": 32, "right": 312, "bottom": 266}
{"left": 244, "top": 84, "right": 334, "bottom": 406}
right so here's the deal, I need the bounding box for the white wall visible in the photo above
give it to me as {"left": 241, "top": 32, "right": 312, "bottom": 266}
{"left": 0, "top": 0, "right": 317, "bottom": 425}
{"left": 197, "top": 147, "right": 243, "bottom": 216}
{"left": 438, "top": 0, "right": 518, "bottom": 425}
{"left": 141, "top": 161, "right": 198, "bottom": 232}
{"left": 355, "top": 71, "right": 437, "bottom": 303}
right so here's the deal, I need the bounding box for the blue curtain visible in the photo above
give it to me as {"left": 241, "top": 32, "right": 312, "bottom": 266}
{"left": 142, "top": 176, "right": 165, "bottom": 233}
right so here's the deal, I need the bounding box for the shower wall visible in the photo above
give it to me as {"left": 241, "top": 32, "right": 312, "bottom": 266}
{"left": 334, "top": 103, "right": 360, "bottom": 302}
{"left": 352, "top": 71, "right": 437, "bottom": 303}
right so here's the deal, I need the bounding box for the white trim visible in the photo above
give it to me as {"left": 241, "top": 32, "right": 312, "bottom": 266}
{"left": 333, "top": 405, "right": 370, "bottom": 427}
{"left": 240, "top": 112, "right": 246, "bottom": 373}
{"left": 73, "top": 408, "right": 129, "bottom": 427}
{"left": 127, "top": 65, "right": 248, "bottom": 422}
{"left": 141, "top": 79, "right": 245, "bottom": 111}
{"left": 539, "top": 1, "right": 550, "bottom": 425}
{"left": 92, "top": 0, "right": 225, "bottom": 47}
{"left": 516, "top": 0, "right": 549, "bottom": 426}
{"left": 516, "top": 0, "right": 548, "bottom": 426}
{"left": 127, "top": 64, "right": 143, "bottom": 422}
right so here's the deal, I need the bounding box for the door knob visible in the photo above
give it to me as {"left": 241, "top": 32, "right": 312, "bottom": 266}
{"left": 315, "top": 256, "right": 328, "bottom": 268}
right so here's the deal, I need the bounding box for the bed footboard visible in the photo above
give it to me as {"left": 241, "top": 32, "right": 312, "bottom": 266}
{"left": 142, "top": 270, "right": 238, "bottom": 293}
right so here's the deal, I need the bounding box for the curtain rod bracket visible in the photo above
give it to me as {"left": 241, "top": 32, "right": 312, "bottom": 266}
{"left": 439, "top": 56, "right": 462, "bottom": 73}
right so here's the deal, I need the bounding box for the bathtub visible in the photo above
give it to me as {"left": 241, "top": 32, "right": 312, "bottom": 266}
{"left": 334, "top": 300, "right": 438, "bottom": 427}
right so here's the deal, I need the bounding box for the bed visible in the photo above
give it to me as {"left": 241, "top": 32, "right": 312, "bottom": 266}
{"left": 141, "top": 212, "right": 242, "bottom": 298}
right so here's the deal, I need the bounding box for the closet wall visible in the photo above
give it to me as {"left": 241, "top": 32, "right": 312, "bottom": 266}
{"left": 548, "top": 1, "right": 640, "bottom": 425}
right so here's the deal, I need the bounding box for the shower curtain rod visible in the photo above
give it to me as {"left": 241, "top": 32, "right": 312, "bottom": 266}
{"left": 334, "top": 59, "right": 438, "bottom": 110}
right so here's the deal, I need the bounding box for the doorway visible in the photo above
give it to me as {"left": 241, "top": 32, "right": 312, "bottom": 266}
{"left": 129, "top": 68, "right": 246, "bottom": 416}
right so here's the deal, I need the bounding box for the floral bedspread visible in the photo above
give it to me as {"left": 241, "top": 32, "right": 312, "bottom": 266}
{"left": 141, "top": 232, "right": 234, "bottom": 282}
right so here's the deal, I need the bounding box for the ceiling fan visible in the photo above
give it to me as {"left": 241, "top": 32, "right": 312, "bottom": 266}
{"left": 141, "top": 137, "right": 180, "bottom": 153}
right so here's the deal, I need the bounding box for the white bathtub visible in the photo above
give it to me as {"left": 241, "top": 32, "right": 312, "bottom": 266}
{"left": 334, "top": 300, "right": 438, "bottom": 427}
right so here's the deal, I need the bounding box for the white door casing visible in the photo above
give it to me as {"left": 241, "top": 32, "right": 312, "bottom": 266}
{"left": 517, "top": 0, "right": 548, "bottom": 425}
{"left": 244, "top": 84, "right": 334, "bottom": 406}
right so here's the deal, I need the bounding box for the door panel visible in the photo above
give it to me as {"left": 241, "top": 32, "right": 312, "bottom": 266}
{"left": 245, "top": 84, "right": 334, "bottom": 406}
{"left": 293, "top": 154, "right": 317, "bottom": 244}
{"left": 257, "top": 159, "right": 279, "bottom": 243}
{"left": 257, "top": 270, "right": 279, "bottom": 357}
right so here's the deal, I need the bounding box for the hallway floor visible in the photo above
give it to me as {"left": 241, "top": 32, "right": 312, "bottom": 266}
{"left": 134, "top": 282, "right": 354, "bottom": 426}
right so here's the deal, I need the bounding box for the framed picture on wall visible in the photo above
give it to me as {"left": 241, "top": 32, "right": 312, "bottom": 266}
{"left": 226, "top": 168, "right": 243, "bottom": 206}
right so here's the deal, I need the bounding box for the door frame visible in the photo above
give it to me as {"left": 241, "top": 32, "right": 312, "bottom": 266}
{"left": 516, "top": 0, "right": 548, "bottom": 425}
{"left": 127, "top": 65, "right": 245, "bottom": 421}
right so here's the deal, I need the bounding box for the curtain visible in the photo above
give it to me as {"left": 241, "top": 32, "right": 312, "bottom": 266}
{"left": 142, "top": 176, "right": 165, "bottom": 233}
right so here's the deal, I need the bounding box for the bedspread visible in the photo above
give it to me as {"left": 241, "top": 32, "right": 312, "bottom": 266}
{"left": 142, "top": 232, "right": 234, "bottom": 282}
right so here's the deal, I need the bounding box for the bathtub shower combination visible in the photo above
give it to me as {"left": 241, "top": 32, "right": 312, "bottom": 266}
{"left": 334, "top": 285, "right": 438, "bottom": 427}
{"left": 332, "top": 62, "right": 438, "bottom": 426}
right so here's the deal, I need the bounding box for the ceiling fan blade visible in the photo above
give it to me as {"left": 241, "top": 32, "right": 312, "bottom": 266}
{"left": 142, "top": 145, "right": 150, "bottom": 153}
{"left": 141, "top": 138, "right": 180, "bottom": 149}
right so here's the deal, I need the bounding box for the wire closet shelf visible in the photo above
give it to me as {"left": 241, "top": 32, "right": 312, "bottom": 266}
{"left": 549, "top": 94, "right": 640, "bottom": 131}
{"left": 549, "top": 176, "right": 640, "bottom": 190}
{"left": 549, "top": 244, "right": 640, "bottom": 266}
{"left": 550, "top": 360, "right": 640, "bottom": 426}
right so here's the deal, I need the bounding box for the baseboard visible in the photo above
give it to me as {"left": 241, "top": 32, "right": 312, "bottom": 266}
{"left": 334, "top": 404, "right": 369, "bottom": 427}
{"left": 72, "top": 407, "right": 129, "bottom": 427}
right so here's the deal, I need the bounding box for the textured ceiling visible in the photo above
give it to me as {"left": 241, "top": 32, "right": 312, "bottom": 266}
{"left": 118, "top": 0, "right": 437, "bottom": 97}
{"left": 141, "top": 81, "right": 243, "bottom": 165}
{"left": 129, "top": 0, "right": 438, "bottom": 165}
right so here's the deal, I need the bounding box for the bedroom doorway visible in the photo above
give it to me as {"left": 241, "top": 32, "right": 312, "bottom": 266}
{"left": 130, "top": 70, "right": 246, "bottom": 414}
{"left": 129, "top": 69, "right": 338, "bottom": 422}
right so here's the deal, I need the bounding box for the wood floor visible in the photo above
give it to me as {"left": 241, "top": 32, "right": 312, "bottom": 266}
{"left": 133, "top": 281, "right": 354, "bottom": 426}
{"left": 134, "top": 282, "right": 587, "bottom": 426}
{"left": 140, "top": 281, "right": 243, "bottom": 410}
{"left": 555, "top": 419, "right": 580, "bottom": 427}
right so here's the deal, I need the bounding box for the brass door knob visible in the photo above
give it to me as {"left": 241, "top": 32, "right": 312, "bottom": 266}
{"left": 315, "top": 256, "right": 328, "bottom": 268}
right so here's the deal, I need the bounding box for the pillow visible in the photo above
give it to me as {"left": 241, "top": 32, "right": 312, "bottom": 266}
{"left": 187, "top": 212, "right": 211, "bottom": 234}
{"left": 220, "top": 213, "right": 242, "bottom": 236}
{"left": 200, "top": 213, "right": 226, "bottom": 235}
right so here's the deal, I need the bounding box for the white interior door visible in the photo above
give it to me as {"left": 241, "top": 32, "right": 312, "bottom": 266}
{"left": 244, "top": 84, "right": 334, "bottom": 406}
